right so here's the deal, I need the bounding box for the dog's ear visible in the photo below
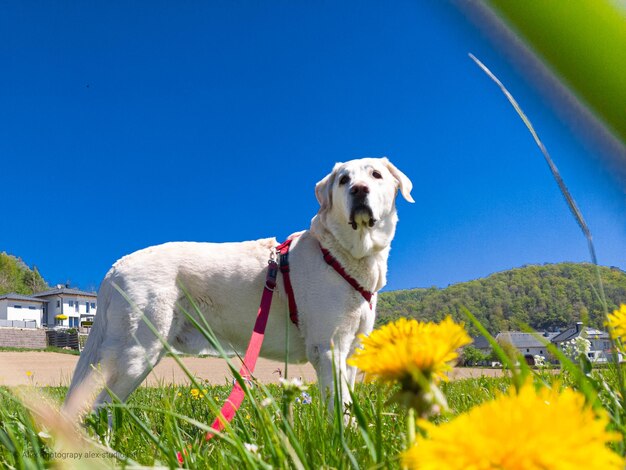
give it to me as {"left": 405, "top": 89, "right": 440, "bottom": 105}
{"left": 315, "top": 162, "right": 342, "bottom": 211}
{"left": 382, "top": 157, "right": 414, "bottom": 203}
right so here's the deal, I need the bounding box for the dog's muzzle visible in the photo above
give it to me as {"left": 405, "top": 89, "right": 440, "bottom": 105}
{"left": 349, "top": 203, "right": 376, "bottom": 230}
{"left": 348, "top": 184, "right": 376, "bottom": 230}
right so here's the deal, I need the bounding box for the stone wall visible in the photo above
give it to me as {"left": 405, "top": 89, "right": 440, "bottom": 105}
{"left": 0, "top": 328, "right": 47, "bottom": 349}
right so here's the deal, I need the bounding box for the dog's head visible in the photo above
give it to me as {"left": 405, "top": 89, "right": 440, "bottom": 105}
{"left": 313, "top": 157, "right": 413, "bottom": 257}
{"left": 315, "top": 157, "right": 414, "bottom": 230}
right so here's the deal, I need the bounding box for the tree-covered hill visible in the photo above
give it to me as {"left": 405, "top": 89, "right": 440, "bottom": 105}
{"left": 378, "top": 263, "right": 626, "bottom": 335}
{"left": 0, "top": 252, "right": 48, "bottom": 295}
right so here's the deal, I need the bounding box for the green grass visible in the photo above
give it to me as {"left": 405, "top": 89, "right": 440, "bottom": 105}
{"left": 2, "top": 351, "right": 622, "bottom": 468}
{"left": 0, "top": 346, "right": 80, "bottom": 355}
{"left": 0, "top": 378, "right": 510, "bottom": 468}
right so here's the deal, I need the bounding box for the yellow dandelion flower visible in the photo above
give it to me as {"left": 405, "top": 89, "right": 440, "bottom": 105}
{"left": 606, "top": 304, "right": 626, "bottom": 341}
{"left": 403, "top": 382, "right": 623, "bottom": 470}
{"left": 348, "top": 316, "right": 471, "bottom": 384}
{"left": 190, "top": 388, "right": 200, "bottom": 398}
{"left": 25, "top": 371, "right": 33, "bottom": 377}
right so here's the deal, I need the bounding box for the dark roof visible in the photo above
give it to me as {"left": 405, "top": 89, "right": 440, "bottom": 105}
{"left": 0, "top": 293, "right": 46, "bottom": 303}
{"left": 32, "top": 287, "right": 97, "bottom": 298}
{"left": 551, "top": 327, "right": 578, "bottom": 343}
{"left": 496, "top": 332, "right": 551, "bottom": 349}
{"left": 552, "top": 326, "right": 609, "bottom": 343}
{"left": 472, "top": 335, "right": 491, "bottom": 349}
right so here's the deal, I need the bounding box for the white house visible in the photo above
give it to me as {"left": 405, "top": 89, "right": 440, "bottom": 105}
{"left": 32, "top": 285, "right": 97, "bottom": 328}
{"left": 495, "top": 331, "right": 554, "bottom": 365}
{"left": 0, "top": 285, "right": 97, "bottom": 329}
{"left": 0, "top": 293, "right": 46, "bottom": 328}
{"left": 552, "top": 322, "right": 612, "bottom": 362}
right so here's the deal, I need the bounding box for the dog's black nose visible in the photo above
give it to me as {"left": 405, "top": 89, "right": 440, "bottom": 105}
{"left": 350, "top": 184, "right": 369, "bottom": 196}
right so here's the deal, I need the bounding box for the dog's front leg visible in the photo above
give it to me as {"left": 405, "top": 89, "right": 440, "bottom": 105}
{"left": 308, "top": 342, "right": 352, "bottom": 417}
{"left": 345, "top": 354, "right": 359, "bottom": 391}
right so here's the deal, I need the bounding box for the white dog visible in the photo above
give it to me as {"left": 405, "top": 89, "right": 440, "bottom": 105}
{"left": 64, "top": 157, "right": 413, "bottom": 414}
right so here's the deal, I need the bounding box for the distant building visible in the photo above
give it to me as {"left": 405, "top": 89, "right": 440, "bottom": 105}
{"left": 472, "top": 335, "right": 492, "bottom": 356}
{"left": 486, "top": 322, "right": 614, "bottom": 365}
{"left": 0, "top": 285, "right": 97, "bottom": 329}
{"left": 0, "top": 293, "right": 46, "bottom": 328}
{"left": 552, "top": 321, "right": 612, "bottom": 362}
{"left": 495, "top": 331, "right": 554, "bottom": 365}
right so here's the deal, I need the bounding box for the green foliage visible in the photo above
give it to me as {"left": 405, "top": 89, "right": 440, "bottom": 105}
{"left": 378, "top": 263, "right": 626, "bottom": 335}
{"left": 487, "top": 0, "right": 626, "bottom": 148}
{"left": 460, "top": 345, "right": 490, "bottom": 366}
{"left": 0, "top": 252, "right": 48, "bottom": 295}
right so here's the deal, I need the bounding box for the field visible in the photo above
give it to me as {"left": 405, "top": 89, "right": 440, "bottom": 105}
{"left": 1, "top": 334, "right": 625, "bottom": 469}
{"left": 0, "top": 350, "right": 508, "bottom": 468}
{"left": 0, "top": 374, "right": 513, "bottom": 468}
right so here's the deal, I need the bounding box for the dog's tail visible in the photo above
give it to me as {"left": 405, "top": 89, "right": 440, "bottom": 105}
{"left": 62, "top": 276, "right": 112, "bottom": 416}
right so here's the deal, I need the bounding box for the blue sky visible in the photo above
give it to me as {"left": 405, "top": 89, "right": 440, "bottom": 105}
{"left": 1, "top": 2, "right": 624, "bottom": 293}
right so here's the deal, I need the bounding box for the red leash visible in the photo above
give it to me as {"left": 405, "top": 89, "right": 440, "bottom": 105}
{"left": 206, "top": 257, "right": 279, "bottom": 439}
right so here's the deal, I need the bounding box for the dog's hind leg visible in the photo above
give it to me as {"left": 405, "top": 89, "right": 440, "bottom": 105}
{"left": 93, "top": 341, "right": 166, "bottom": 409}
{"left": 91, "top": 282, "right": 182, "bottom": 408}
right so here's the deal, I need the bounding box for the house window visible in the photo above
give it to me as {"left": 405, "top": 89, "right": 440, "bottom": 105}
{"left": 14, "top": 305, "right": 22, "bottom": 309}
{"left": 28, "top": 306, "right": 36, "bottom": 310}
{"left": 70, "top": 317, "right": 79, "bottom": 327}
{"left": 75, "top": 302, "right": 79, "bottom": 312}
{"left": 86, "top": 302, "right": 90, "bottom": 313}
{"left": 91, "top": 302, "right": 96, "bottom": 309}
{"left": 526, "top": 349, "right": 529, "bottom": 353}
{"left": 69, "top": 300, "right": 74, "bottom": 307}
{"left": 56, "top": 300, "right": 60, "bottom": 308}
{"left": 540, "top": 350, "right": 543, "bottom": 354}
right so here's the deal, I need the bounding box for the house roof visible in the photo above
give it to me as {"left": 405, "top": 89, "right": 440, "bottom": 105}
{"left": 551, "top": 326, "right": 579, "bottom": 343}
{"left": 0, "top": 292, "right": 46, "bottom": 303}
{"left": 496, "top": 332, "right": 551, "bottom": 349}
{"left": 32, "top": 287, "right": 97, "bottom": 298}
{"left": 552, "top": 325, "right": 609, "bottom": 342}
{"left": 472, "top": 335, "right": 491, "bottom": 349}
{"left": 550, "top": 324, "right": 609, "bottom": 343}
{"left": 585, "top": 328, "right": 610, "bottom": 340}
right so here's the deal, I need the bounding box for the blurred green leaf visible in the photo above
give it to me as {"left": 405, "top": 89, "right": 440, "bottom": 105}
{"left": 487, "top": 0, "right": 626, "bottom": 147}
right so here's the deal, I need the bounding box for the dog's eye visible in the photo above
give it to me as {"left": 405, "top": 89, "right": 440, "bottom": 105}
{"left": 372, "top": 170, "right": 382, "bottom": 179}
{"left": 339, "top": 175, "right": 350, "bottom": 185}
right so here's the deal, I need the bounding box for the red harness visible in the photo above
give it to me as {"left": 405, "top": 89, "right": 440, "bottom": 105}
{"left": 278, "top": 238, "right": 375, "bottom": 327}
{"left": 207, "top": 237, "right": 374, "bottom": 439}
{"left": 277, "top": 238, "right": 300, "bottom": 326}
{"left": 320, "top": 246, "right": 374, "bottom": 307}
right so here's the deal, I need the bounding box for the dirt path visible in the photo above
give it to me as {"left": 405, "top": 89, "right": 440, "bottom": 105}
{"left": 0, "top": 352, "right": 317, "bottom": 387}
{"left": 0, "top": 351, "right": 503, "bottom": 387}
